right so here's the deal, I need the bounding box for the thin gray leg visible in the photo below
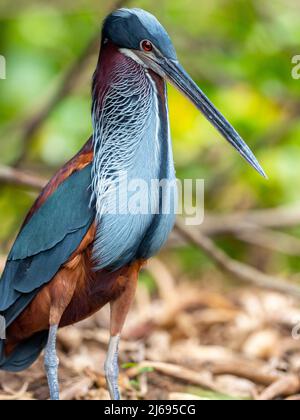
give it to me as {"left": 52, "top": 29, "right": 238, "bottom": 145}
{"left": 44, "top": 324, "right": 60, "bottom": 401}
{"left": 104, "top": 335, "right": 121, "bottom": 400}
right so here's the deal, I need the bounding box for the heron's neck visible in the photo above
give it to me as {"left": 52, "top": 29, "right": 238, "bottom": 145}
{"left": 91, "top": 42, "right": 172, "bottom": 206}
{"left": 92, "top": 42, "right": 167, "bottom": 139}
{"left": 90, "top": 43, "right": 176, "bottom": 270}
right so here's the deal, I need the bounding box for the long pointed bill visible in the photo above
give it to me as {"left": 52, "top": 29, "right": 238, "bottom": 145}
{"left": 158, "top": 58, "right": 267, "bottom": 178}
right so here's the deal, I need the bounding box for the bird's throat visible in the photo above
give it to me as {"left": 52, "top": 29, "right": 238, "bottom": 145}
{"left": 91, "top": 41, "right": 167, "bottom": 205}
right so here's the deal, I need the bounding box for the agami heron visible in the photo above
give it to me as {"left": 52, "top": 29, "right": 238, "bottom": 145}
{"left": 0, "top": 8, "right": 265, "bottom": 400}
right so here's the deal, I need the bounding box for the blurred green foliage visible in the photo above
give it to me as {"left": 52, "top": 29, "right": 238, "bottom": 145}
{"left": 0, "top": 0, "right": 300, "bottom": 278}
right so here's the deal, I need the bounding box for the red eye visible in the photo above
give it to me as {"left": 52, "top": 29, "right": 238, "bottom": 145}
{"left": 141, "top": 40, "right": 153, "bottom": 52}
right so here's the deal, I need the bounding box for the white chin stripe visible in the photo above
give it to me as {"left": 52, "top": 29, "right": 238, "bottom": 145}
{"left": 119, "top": 48, "right": 148, "bottom": 68}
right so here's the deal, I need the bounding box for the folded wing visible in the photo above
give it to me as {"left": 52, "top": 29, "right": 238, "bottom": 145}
{"left": 0, "top": 141, "right": 95, "bottom": 329}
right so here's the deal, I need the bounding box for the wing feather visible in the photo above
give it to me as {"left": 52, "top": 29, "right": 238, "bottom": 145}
{"left": 0, "top": 141, "right": 95, "bottom": 319}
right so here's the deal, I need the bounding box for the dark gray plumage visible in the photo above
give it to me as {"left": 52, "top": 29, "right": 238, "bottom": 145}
{"left": 103, "top": 8, "right": 177, "bottom": 59}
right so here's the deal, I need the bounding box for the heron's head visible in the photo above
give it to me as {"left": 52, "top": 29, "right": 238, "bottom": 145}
{"left": 103, "top": 8, "right": 266, "bottom": 177}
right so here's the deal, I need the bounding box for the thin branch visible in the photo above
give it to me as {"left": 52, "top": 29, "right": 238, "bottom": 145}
{"left": 200, "top": 205, "right": 300, "bottom": 235}
{"left": 0, "top": 164, "right": 47, "bottom": 189}
{"left": 170, "top": 225, "right": 300, "bottom": 256}
{"left": 175, "top": 220, "right": 300, "bottom": 299}
{"left": 257, "top": 375, "right": 300, "bottom": 400}
{"left": 210, "top": 361, "right": 281, "bottom": 386}
{"left": 234, "top": 228, "right": 300, "bottom": 256}
{"left": 126, "top": 361, "right": 223, "bottom": 393}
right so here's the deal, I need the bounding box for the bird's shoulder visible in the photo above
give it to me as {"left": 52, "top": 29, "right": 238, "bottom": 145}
{"left": 8, "top": 138, "right": 95, "bottom": 262}
{"left": 23, "top": 137, "right": 94, "bottom": 226}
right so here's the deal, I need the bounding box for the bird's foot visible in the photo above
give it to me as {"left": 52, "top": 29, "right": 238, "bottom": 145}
{"left": 45, "top": 363, "right": 60, "bottom": 400}
{"left": 105, "top": 335, "right": 121, "bottom": 400}
{"left": 44, "top": 324, "right": 60, "bottom": 401}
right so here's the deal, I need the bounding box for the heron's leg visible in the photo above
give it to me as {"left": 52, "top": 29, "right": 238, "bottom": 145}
{"left": 104, "top": 261, "right": 142, "bottom": 400}
{"left": 44, "top": 264, "right": 79, "bottom": 400}
{"left": 44, "top": 324, "right": 60, "bottom": 401}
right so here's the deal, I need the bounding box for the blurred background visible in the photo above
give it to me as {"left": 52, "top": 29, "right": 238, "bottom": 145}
{"left": 0, "top": 0, "right": 300, "bottom": 400}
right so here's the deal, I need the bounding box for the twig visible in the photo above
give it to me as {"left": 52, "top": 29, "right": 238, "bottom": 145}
{"left": 0, "top": 165, "right": 47, "bottom": 189}
{"left": 175, "top": 220, "right": 300, "bottom": 299}
{"left": 210, "top": 361, "right": 281, "bottom": 386}
{"left": 171, "top": 208, "right": 300, "bottom": 256}
{"left": 0, "top": 382, "right": 30, "bottom": 401}
{"left": 126, "top": 360, "right": 223, "bottom": 393}
{"left": 145, "top": 258, "right": 177, "bottom": 301}
{"left": 200, "top": 205, "right": 300, "bottom": 235}
{"left": 234, "top": 228, "right": 300, "bottom": 256}
{"left": 256, "top": 375, "right": 300, "bottom": 400}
